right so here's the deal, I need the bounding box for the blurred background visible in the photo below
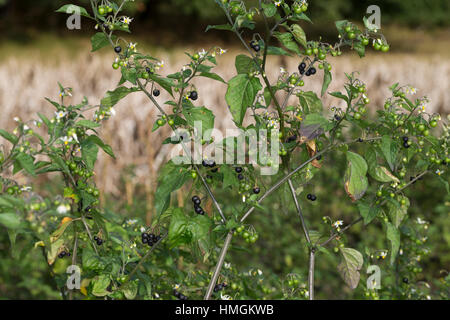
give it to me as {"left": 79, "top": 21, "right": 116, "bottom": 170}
{"left": 0, "top": 0, "right": 449, "bottom": 299}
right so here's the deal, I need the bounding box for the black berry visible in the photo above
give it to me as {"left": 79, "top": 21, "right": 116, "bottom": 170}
{"left": 307, "top": 194, "right": 316, "bottom": 201}
{"left": 357, "top": 138, "right": 363, "bottom": 142}
{"left": 403, "top": 141, "right": 410, "bottom": 148}
{"left": 403, "top": 277, "right": 409, "bottom": 284}
{"left": 402, "top": 136, "right": 409, "bottom": 142}
{"left": 253, "top": 187, "right": 260, "bottom": 194}
{"left": 145, "top": 67, "right": 153, "bottom": 74}
{"left": 237, "top": 174, "right": 244, "bottom": 180}
{"left": 192, "top": 196, "right": 201, "bottom": 205}
{"left": 235, "top": 167, "right": 243, "bottom": 173}
{"left": 299, "top": 62, "right": 306, "bottom": 69}
{"left": 310, "top": 67, "right": 316, "bottom": 75}
{"left": 253, "top": 44, "right": 260, "bottom": 52}
{"left": 153, "top": 89, "right": 160, "bottom": 97}
{"left": 114, "top": 46, "right": 122, "bottom": 53}
{"left": 189, "top": 91, "right": 198, "bottom": 101}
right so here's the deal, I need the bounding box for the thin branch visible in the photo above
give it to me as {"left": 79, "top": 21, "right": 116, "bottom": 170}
{"left": 308, "top": 249, "right": 315, "bottom": 300}
{"left": 204, "top": 231, "right": 233, "bottom": 300}
{"left": 81, "top": 216, "right": 98, "bottom": 255}
{"left": 288, "top": 178, "right": 311, "bottom": 244}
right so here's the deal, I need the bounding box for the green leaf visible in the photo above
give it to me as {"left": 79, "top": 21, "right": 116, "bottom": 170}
{"left": 205, "top": 24, "right": 233, "bottom": 32}
{"left": 155, "top": 162, "right": 190, "bottom": 216}
{"left": 121, "top": 281, "right": 138, "bottom": 300}
{"left": 370, "top": 166, "right": 400, "bottom": 183}
{"left": 273, "top": 32, "right": 301, "bottom": 55}
{"left": 329, "top": 91, "right": 348, "bottom": 103}
{"left": 149, "top": 74, "right": 174, "bottom": 97}
{"left": 321, "top": 65, "right": 332, "bottom": 97}
{"left": 222, "top": 165, "right": 238, "bottom": 189}
{"left": 0, "top": 213, "right": 21, "bottom": 229}
{"left": 92, "top": 274, "right": 111, "bottom": 297}
{"left": 182, "top": 106, "right": 215, "bottom": 136}
{"left": 121, "top": 67, "right": 138, "bottom": 85}
{"left": 337, "top": 247, "right": 364, "bottom": 289}
{"left": 261, "top": 2, "right": 277, "bottom": 17}
{"left": 357, "top": 201, "right": 381, "bottom": 225}
{"left": 225, "top": 74, "right": 262, "bottom": 126}
{"left": 291, "top": 24, "right": 307, "bottom": 49}
{"left": 344, "top": 152, "right": 368, "bottom": 202}
{"left": 81, "top": 138, "right": 99, "bottom": 171}
{"left": 386, "top": 197, "right": 409, "bottom": 228}
{"left": 76, "top": 120, "right": 101, "bottom": 129}
{"left": 16, "top": 153, "right": 35, "bottom": 176}
{"left": 380, "top": 135, "right": 398, "bottom": 171}
{"left": 55, "top": 4, "right": 92, "bottom": 18}
{"left": 0, "top": 129, "right": 18, "bottom": 144}
{"left": 386, "top": 222, "right": 400, "bottom": 265}
{"left": 235, "top": 55, "right": 258, "bottom": 74}
{"left": 90, "top": 32, "right": 113, "bottom": 52}
{"left": 298, "top": 91, "right": 323, "bottom": 113}
{"left": 199, "top": 72, "right": 226, "bottom": 83}
{"left": 101, "top": 86, "right": 138, "bottom": 108}
{"left": 85, "top": 135, "right": 115, "bottom": 159}
{"left": 168, "top": 208, "right": 192, "bottom": 248}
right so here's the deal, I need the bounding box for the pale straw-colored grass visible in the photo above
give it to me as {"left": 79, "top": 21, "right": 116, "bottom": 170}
{"left": 0, "top": 46, "right": 449, "bottom": 201}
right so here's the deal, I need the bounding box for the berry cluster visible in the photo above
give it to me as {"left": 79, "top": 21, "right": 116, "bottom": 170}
{"left": 298, "top": 62, "right": 316, "bottom": 77}
{"left": 235, "top": 225, "right": 259, "bottom": 243}
{"left": 93, "top": 236, "right": 103, "bottom": 246}
{"left": 141, "top": 232, "right": 161, "bottom": 246}
{"left": 214, "top": 282, "right": 227, "bottom": 292}
{"left": 173, "top": 289, "right": 188, "bottom": 300}
{"left": 249, "top": 40, "right": 260, "bottom": 52}
{"left": 192, "top": 196, "right": 205, "bottom": 215}
{"left": 306, "top": 193, "right": 317, "bottom": 201}
{"left": 58, "top": 250, "right": 71, "bottom": 259}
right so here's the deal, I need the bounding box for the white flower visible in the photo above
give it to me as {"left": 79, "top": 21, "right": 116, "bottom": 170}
{"left": 140, "top": 226, "right": 146, "bottom": 233}
{"left": 130, "top": 242, "right": 136, "bottom": 248}
{"left": 221, "top": 293, "right": 232, "bottom": 300}
{"left": 154, "top": 293, "right": 160, "bottom": 299}
{"left": 406, "top": 86, "right": 417, "bottom": 95}
{"left": 279, "top": 67, "right": 286, "bottom": 74}
{"left": 198, "top": 49, "right": 207, "bottom": 58}
{"left": 218, "top": 48, "right": 227, "bottom": 55}
{"left": 416, "top": 217, "right": 427, "bottom": 225}
{"left": 61, "top": 136, "right": 73, "bottom": 145}
{"left": 304, "top": 290, "right": 309, "bottom": 297}
{"left": 435, "top": 169, "right": 444, "bottom": 176}
{"left": 224, "top": 262, "right": 231, "bottom": 269}
{"left": 121, "top": 16, "right": 133, "bottom": 25}
{"left": 173, "top": 284, "right": 180, "bottom": 290}
{"left": 20, "top": 186, "right": 32, "bottom": 192}
{"left": 126, "top": 219, "right": 138, "bottom": 226}
{"left": 55, "top": 111, "right": 67, "bottom": 120}
{"left": 155, "top": 60, "right": 164, "bottom": 70}
{"left": 129, "top": 42, "right": 137, "bottom": 50}
{"left": 418, "top": 104, "right": 426, "bottom": 113}
{"left": 57, "top": 204, "right": 70, "bottom": 214}
{"left": 13, "top": 117, "right": 20, "bottom": 122}
{"left": 380, "top": 251, "right": 387, "bottom": 259}
{"left": 333, "top": 220, "right": 343, "bottom": 228}
{"left": 257, "top": 269, "right": 263, "bottom": 276}
{"left": 274, "top": 0, "right": 282, "bottom": 6}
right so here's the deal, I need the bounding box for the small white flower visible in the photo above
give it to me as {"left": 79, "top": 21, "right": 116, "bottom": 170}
{"left": 221, "top": 293, "right": 232, "bottom": 300}
{"left": 418, "top": 104, "right": 426, "bottom": 113}
{"left": 129, "top": 42, "right": 137, "bottom": 50}
{"left": 154, "top": 293, "right": 160, "bottom": 299}
{"left": 140, "top": 226, "right": 146, "bottom": 233}
{"left": 416, "top": 217, "right": 427, "bottom": 225}
{"left": 218, "top": 48, "right": 227, "bottom": 55}
{"left": 173, "top": 284, "right": 180, "bottom": 290}
{"left": 13, "top": 117, "right": 20, "bottom": 122}
{"left": 304, "top": 290, "right": 309, "bottom": 297}
{"left": 60, "top": 136, "right": 73, "bottom": 145}
{"left": 55, "top": 111, "right": 67, "bottom": 120}
{"left": 274, "top": 0, "right": 282, "bottom": 7}
{"left": 407, "top": 86, "right": 417, "bottom": 95}
{"left": 435, "top": 169, "right": 444, "bottom": 176}
{"left": 121, "top": 16, "right": 133, "bottom": 25}
{"left": 279, "top": 67, "right": 286, "bottom": 74}
{"left": 23, "top": 125, "right": 30, "bottom": 131}
{"left": 155, "top": 60, "right": 164, "bottom": 70}
{"left": 20, "top": 186, "right": 32, "bottom": 192}
{"left": 130, "top": 242, "right": 136, "bottom": 248}
{"left": 57, "top": 204, "right": 70, "bottom": 214}
{"left": 126, "top": 219, "right": 138, "bottom": 226}
{"left": 199, "top": 49, "right": 207, "bottom": 58}
{"left": 380, "top": 251, "right": 387, "bottom": 259}
{"left": 333, "top": 220, "right": 344, "bottom": 228}
{"left": 224, "top": 262, "right": 231, "bottom": 269}
{"left": 257, "top": 269, "right": 263, "bottom": 276}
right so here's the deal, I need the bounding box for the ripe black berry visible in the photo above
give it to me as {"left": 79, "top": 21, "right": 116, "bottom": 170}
{"left": 189, "top": 91, "right": 198, "bottom": 101}
{"left": 253, "top": 45, "right": 260, "bottom": 52}
{"left": 214, "top": 283, "right": 224, "bottom": 292}
{"left": 93, "top": 236, "right": 98, "bottom": 241}
{"left": 299, "top": 62, "right": 306, "bottom": 69}
{"left": 237, "top": 174, "right": 244, "bottom": 180}
{"left": 96, "top": 238, "right": 103, "bottom": 245}
{"left": 307, "top": 194, "right": 316, "bottom": 201}
{"left": 287, "top": 135, "right": 297, "bottom": 143}
{"left": 253, "top": 187, "right": 260, "bottom": 194}
{"left": 403, "top": 141, "right": 410, "bottom": 148}
{"left": 357, "top": 138, "right": 363, "bottom": 142}
{"left": 202, "top": 160, "right": 209, "bottom": 167}
{"left": 211, "top": 167, "right": 218, "bottom": 173}
{"left": 403, "top": 277, "right": 409, "bottom": 284}
{"left": 145, "top": 67, "right": 153, "bottom": 74}
{"left": 114, "top": 46, "right": 122, "bottom": 53}
{"left": 299, "top": 68, "right": 305, "bottom": 75}
{"left": 235, "top": 167, "right": 243, "bottom": 173}
{"left": 305, "top": 69, "right": 312, "bottom": 76}
{"left": 334, "top": 115, "right": 341, "bottom": 121}
{"left": 194, "top": 205, "right": 204, "bottom": 215}
{"left": 192, "top": 196, "right": 201, "bottom": 205}
{"left": 402, "top": 136, "right": 409, "bottom": 142}
{"left": 310, "top": 67, "right": 316, "bottom": 75}
{"left": 153, "top": 89, "right": 160, "bottom": 97}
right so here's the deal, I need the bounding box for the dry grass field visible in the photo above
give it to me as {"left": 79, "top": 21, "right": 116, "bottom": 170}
{"left": 0, "top": 35, "right": 449, "bottom": 209}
